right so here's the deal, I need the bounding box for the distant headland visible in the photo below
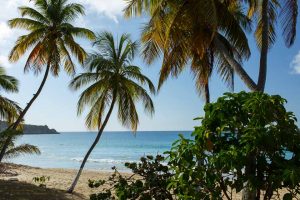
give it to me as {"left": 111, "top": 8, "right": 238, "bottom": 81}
{"left": 0, "top": 121, "right": 59, "bottom": 134}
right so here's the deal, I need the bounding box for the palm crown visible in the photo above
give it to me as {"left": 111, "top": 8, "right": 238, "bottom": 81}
{"left": 0, "top": 0, "right": 95, "bottom": 163}
{"left": 125, "top": 0, "right": 251, "bottom": 99}
{"left": 8, "top": 0, "right": 95, "bottom": 76}
{"left": 70, "top": 32, "right": 155, "bottom": 131}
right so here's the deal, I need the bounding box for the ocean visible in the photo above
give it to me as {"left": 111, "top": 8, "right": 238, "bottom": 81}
{"left": 8, "top": 131, "right": 191, "bottom": 171}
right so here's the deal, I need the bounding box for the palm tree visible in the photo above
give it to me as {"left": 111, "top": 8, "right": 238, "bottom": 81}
{"left": 0, "top": 67, "right": 22, "bottom": 123}
{"left": 125, "top": 0, "right": 254, "bottom": 102}
{"left": 68, "top": 32, "right": 155, "bottom": 193}
{"left": 0, "top": 0, "right": 95, "bottom": 162}
{"left": 125, "top": 0, "right": 298, "bottom": 93}
{"left": 241, "top": 1, "right": 298, "bottom": 199}
{"left": 247, "top": 0, "right": 298, "bottom": 91}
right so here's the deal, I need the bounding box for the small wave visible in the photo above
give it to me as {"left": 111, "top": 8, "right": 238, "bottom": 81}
{"left": 71, "top": 157, "right": 136, "bottom": 164}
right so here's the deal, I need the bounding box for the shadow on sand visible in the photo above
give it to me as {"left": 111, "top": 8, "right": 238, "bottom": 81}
{"left": 0, "top": 179, "right": 86, "bottom": 200}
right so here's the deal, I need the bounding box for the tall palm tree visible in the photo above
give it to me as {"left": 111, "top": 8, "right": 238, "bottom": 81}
{"left": 125, "top": 0, "right": 254, "bottom": 102}
{"left": 0, "top": 0, "right": 95, "bottom": 162}
{"left": 0, "top": 67, "right": 22, "bottom": 123}
{"left": 241, "top": 1, "right": 298, "bottom": 199}
{"left": 68, "top": 32, "right": 155, "bottom": 193}
{"left": 247, "top": 0, "right": 298, "bottom": 91}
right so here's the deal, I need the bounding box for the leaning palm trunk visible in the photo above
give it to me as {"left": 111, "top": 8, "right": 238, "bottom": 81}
{"left": 0, "top": 64, "right": 51, "bottom": 162}
{"left": 68, "top": 97, "right": 116, "bottom": 193}
{"left": 257, "top": 0, "right": 269, "bottom": 92}
{"left": 214, "top": 37, "right": 259, "bottom": 91}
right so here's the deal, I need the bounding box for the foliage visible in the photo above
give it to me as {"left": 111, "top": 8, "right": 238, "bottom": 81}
{"left": 124, "top": 0, "right": 252, "bottom": 98}
{"left": 33, "top": 176, "right": 50, "bottom": 188}
{"left": 247, "top": 0, "right": 298, "bottom": 49}
{"left": 0, "top": 67, "right": 21, "bottom": 123}
{"left": 88, "top": 155, "right": 174, "bottom": 200}
{"left": 0, "top": 67, "right": 38, "bottom": 160}
{"left": 124, "top": 0, "right": 298, "bottom": 94}
{"left": 167, "top": 92, "right": 300, "bottom": 200}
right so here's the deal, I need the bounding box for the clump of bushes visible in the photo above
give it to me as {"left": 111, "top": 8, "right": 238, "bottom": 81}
{"left": 33, "top": 176, "right": 50, "bottom": 188}
{"left": 89, "top": 92, "right": 300, "bottom": 200}
{"left": 88, "top": 155, "right": 173, "bottom": 200}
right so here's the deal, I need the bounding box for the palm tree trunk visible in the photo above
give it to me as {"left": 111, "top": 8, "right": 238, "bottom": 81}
{"left": 0, "top": 63, "right": 51, "bottom": 162}
{"left": 243, "top": 2, "right": 269, "bottom": 200}
{"left": 67, "top": 95, "right": 117, "bottom": 193}
{"left": 257, "top": 0, "right": 269, "bottom": 92}
{"left": 204, "top": 82, "right": 210, "bottom": 104}
{"left": 214, "top": 38, "right": 258, "bottom": 91}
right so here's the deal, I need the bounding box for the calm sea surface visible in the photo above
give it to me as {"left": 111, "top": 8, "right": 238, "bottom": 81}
{"left": 8, "top": 131, "right": 191, "bottom": 171}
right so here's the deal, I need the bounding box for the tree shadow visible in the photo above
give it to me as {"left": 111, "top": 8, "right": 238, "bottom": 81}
{"left": 0, "top": 179, "right": 86, "bottom": 200}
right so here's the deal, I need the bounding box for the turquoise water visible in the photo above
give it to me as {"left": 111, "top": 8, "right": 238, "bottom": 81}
{"left": 8, "top": 131, "right": 191, "bottom": 171}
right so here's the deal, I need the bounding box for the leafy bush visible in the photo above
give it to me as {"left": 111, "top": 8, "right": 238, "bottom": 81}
{"left": 167, "top": 92, "right": 300, "bottom": 200}
{"left": 33, "top": 176, "right": 50, "bottom": 188}
{"left": 88, "top": 155, "right": 174, "bottom": 200}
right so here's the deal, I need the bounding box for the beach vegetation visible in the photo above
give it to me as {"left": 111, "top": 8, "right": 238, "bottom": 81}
{"left": 167, "top": 92, "right": 300, "bottom": 200}
{"left": 68, "top": 31, "right": 155, "bottom": 193}
{"left": 33, "top": 175, "right": 50, "bottom": 188}
{"left": 88, "top": 155, "right": 173, "bottom": 200}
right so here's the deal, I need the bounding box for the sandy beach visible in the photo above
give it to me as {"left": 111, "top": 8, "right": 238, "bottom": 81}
{"left": 0, "top": 163, "right": 127, "bottom": 200}
{"left": 0, "top": 163, "right": 294, "bottom": 200}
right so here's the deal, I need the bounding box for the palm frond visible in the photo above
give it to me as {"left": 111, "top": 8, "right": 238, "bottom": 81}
{"left": 279, "top": 0, "right": 298, "bottom": 47}
{"left": 4, "top": 144, "right": 41, "bottom": 159}
{"left": 0, "top": 68, "right": 19, "bottom": 92}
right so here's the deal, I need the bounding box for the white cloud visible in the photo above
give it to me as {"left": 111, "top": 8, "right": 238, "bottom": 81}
{"left": 290, "top": 51, "right": 300, "bottom": 74}
{"left": 0, "top": 0, "right": 31, "bottom": 68}
{"left": 0, "top": 22, "right": 13, "bottom": 42}
{"left": 0, "top": 55, "right": 11, "bottom": 68}
{"left": 76, "top": 0, "right": 126, "bottom": 23}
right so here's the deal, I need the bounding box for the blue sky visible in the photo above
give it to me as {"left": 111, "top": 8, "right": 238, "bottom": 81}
{"left": 0, "top": 0, "right": 300, "bottom": 132}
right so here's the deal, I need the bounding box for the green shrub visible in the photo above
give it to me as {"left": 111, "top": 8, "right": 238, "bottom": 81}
{"left": 88, "top": 155, "right": 173, "bottom": 200}
{"left": 33, "top": 176, "right": 50, "bottom": 188}
{"left": 167, "top": 92, "right": 300, "bottom": 200}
